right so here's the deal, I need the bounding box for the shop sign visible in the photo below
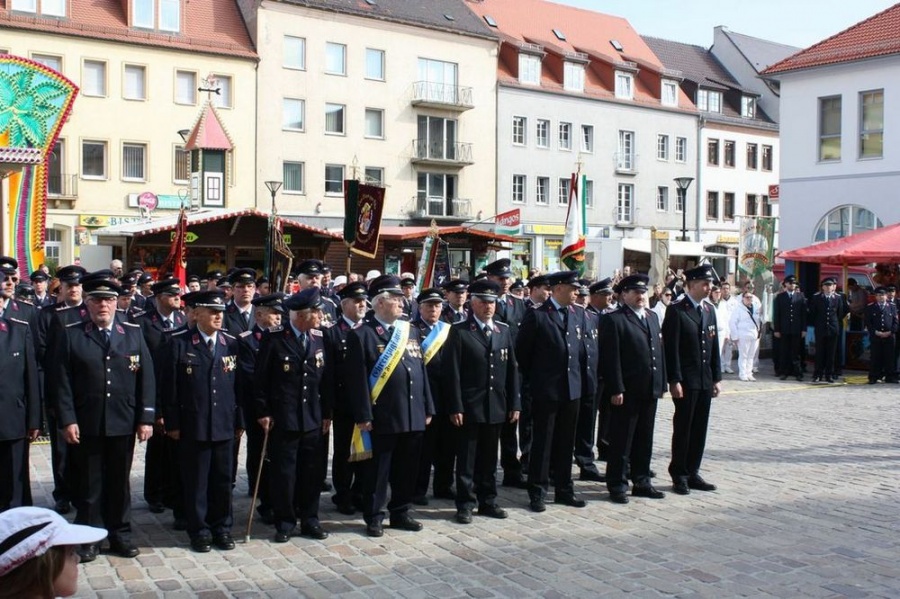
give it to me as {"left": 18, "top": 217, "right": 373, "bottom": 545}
{"left": 170, "top": 231, "right": 199, "bottom": 243}
{"left": 79, "top": 215, "right": 143, "bottom": 227}
{"left": 716, "top": 235, "right": 740, "bottom": 244}
{"left": 530, "top": 224, "right": 566, "bottom": 235}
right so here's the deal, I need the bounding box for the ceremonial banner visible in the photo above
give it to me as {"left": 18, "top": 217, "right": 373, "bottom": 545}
{"left": 561, "top": 172, "right": 586, "bottom": 274}
{"left": 432, "top": 239, "right": 451, "bottom": 287}
{"left": 649, "top": 228, "right": 670, "bottom": 287}
{"left": 269, "top": 217, "right": 294, "bottom": 293}
{"left": 738, "top": 216, "right": 776, "bottom": 277}
{"left": 159, "top": 208, "right": 188, "bottom": 286}
{"left": 345, "top": 181, "right": 386, "bottom": 258}
{"left": 415, "top": 234, "right": 438, "bottom": 291}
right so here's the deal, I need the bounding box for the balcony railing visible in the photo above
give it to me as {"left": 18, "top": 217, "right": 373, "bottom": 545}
{"left": 411, "top": 195, "right": 472, "bottom": 220}
{"left": 412, "top": 82, "right": 473, "bottom": 110}
{"left": 411, "top": 140, "right": 474, "bottom": 166}
{"left": 48, "top": 173, "right": 78, "bottom": 197}
{"left": 614, "top": 152, "right": 639, "bottom": 175}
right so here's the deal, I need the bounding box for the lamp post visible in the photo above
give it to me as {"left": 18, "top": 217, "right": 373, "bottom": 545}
{"left": 263, "top": 181, "right": 282, "bottom": 281}
{"left": 674, "top": 176, "right": 694, "bottom": 242}
{"left": 264, "top": 180, "right": 282, "bottom": 215}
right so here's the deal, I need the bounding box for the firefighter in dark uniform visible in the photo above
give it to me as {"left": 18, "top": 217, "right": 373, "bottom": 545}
{"left": 400, "top": 277, "right": 419, "bottom": 321}
{"left": 296, "top": 260, "right": 337, "bottom": 325}
{"left": 865, "top": 287, "right": 898, "bottom": 384}
{"left": 441, "top": 279, "right": 469, "bottom": 324}
{"left": 0, "top": 257, "right": 37, "bottom": 325}
{"left": 599, "top": 274, "right": 667, "bottom": 504}
{"left": 411, "top": 288, "right": 455, "bottom": 505}
{"left": 30, "top": 270, "right": 54, "bottom": 309}
{"left": 254, "top": 288, "right": 333, "bottom": 543}
{"left": 516, "top": 271, "right": 589, "bottom": 512}
{"left": 772, "top": 275, "right": 807, "bottom": 381}
{"left": 223, "top": 268, "right": 256, "bottom": 337}
{"left": 47, "top": 277, "right": 155, "bottom": 561}
{"left": 345, "top": 275, "right": 435, "bottom": 538}
{"left": 586, "top": 278, "right": 615, "bottom": 462}
{"left": 160, "top": 291, "right": 243, "bottom": 553}
{"left": 237, "top": 293, "right": 284, "bottom": 526}
{"left": 443, "top": 280, "right": 520, "bottom": 524}
{"left": 524, "top": 274, "right": 550, "bottom": 309}
{"left": 133, "top": 278, "right": 186, "bottom": 514}
{"left": 573, "top": 281, "right": 603, "bottom": 482}
{"left": 325, "top": 281, "right": 368, "bottom": 515}
{"left": 662, "top": 264, "right": 722, "bottom": 496}
{"left": 808, "top": 277, "right": 846, "bottom": 383}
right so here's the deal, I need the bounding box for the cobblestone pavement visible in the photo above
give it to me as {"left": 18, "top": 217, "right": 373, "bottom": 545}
{"left": 29, "top": 365, "right": 900, "bottom": 598}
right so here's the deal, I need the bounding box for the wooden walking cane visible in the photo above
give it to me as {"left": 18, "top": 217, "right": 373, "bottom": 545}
{"left": 244, "top": 424, "right": 270, "bottom": 543}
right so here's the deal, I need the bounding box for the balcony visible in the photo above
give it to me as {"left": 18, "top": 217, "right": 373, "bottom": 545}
{"left": 411, "top": 82, "right": 473, "bottom": 111}
{"left": 409, "top": 195, "right": 472, "bottom": 221}
{"left": 411, "top": 140, "right": 474, "bottom": 167}
{"left": 47, "top": 173, "right": 78, "bottom": 209}
{"left": 614, "top": 152, "right": 639, "bottom": 175}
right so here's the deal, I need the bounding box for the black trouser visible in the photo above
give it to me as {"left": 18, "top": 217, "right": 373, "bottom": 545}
{"left": 269, "top": 428, "right": 323, "bottom": 533}
{"left": 778, "top": 333, "right": 803, "bottom": 377}
{"left": 47, "top": 411, "right": 70, "bottom": 504}
{"left": 668, "top": 389, "right": 712, "bottom": 482}
{"left": 573, "top": 392, "right": 599, "bottom": 471}
{"left": 455, "top": 421, "right": 501, "bottom": 511}
{"left": 245, "top": 421, "right": 270, "bottom": 509}
{"left": 0, "top": 438, "right": 28, "bottom": 510}
{"left": 180, "top": 438, "right": 234, "bottom": 540}
{"left": 527, "top": 398, "right": 579, "bottom": 499}
{"left": 143, "top": 426, "right": 167, "bottom": 506}
{"left": 71, "top": 435, "right": 135, "bottom": 543}
{"left": 606, "top": 397, "right": 658, "bottom": 494}
{"left": 869, "top": 334, "right": 897, "bottom": 382}
{"left": 499, "top": 420, "right": 521, "bottom": 480}
{"left": 596, "top": 386, "right": 610, "bottom": 461}
{"left": 331, "top": 411, "right": 362, "bottom": 507}
{"left": 362, "top": 431, "right": 422, "bottom": 525}
{"left": 415, "top": 416, "right": 456, "bottom": 498}
{"left": 231, "top": 433, "right": 242, "bottom": 486}
{"left": 814, "top": 332, "right": 838, "bottom": 378}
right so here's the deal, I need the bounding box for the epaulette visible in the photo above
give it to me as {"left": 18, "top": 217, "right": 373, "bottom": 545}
{"left": 310, "top": 328, "right": 323, "bottom": 337}
{"left": 171, "top": 329, "right": 189, "bottom": 337}
{"left": 56, "top": 304, "right": 69, "bottom": 312}
{"left": 239, "top": 330, "right": 253, "bottom": 338}
{"left": 221, "top": 331, "right": 236, "bottom": 340}
{"left": 18, "top": 299, "right": 34, "bottom": 306}
{"left": 495, "top": 321, "right": 509, "bottom": 327}
{"left": 122, "top": 321, "right": 140, "bottom": 328}
{"left": 131, "top": 309, "right": 147, "bottom": 318}
{"left": 8, "top": 317, "right": 29, "bottom": 325}
{"left": 320, "top": 321, "right": 334, "bottom": 328}
{"left": 65, "top": 320, "right": 81, "bottom": 327}
{"left": 270, "top": 325, "right": 285, "bottom": 333}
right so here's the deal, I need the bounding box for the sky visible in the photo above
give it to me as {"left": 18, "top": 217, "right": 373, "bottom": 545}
{"left": 553, "top": 0, "right": 898, "bottom": 49}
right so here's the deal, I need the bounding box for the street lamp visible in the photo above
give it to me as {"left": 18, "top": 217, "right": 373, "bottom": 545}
{"left": 177, "top": 129, "right": 190, "bottom": 143}
{"left": 264, "top": 180, "right": 282, "bottom": 215}
{"left": 674, "top": 176, "right": 694, "bottom": 242}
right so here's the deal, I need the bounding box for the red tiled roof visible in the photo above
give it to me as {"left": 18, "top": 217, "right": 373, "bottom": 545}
{"left": 184, "top": 103, "right": 234, "bottom": 151}
{"left": 0, "top": 0, "right": 257, "bottom": 60}
{"left": 763, "top": 3, "right": 900, "bottom": 74}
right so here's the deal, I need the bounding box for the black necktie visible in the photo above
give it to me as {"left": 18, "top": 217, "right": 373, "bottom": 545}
{"left": 483, "top": 324, "right": 492, "bottom": 339}
{"left": 299, "top": 332, "right": 308, "bottom": 353}
{"left": 559, "top": 307, "right": 567, "bottom": 325}
{"left": 207, "top": 338, "right": 214, "bottom": 353}
{"left": 163, "top": 318, "right": 172, "bottom": 330}
{"left": 243, "top": 311, "right": 250, "bottom": 326}
{"left": 102, "top": 328, "right": 110, "bottom": 348}
{"left": 697, "top": 304, "right": 703, "bottom": 320}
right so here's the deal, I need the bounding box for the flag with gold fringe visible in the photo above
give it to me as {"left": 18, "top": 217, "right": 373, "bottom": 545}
{"left": 561, "top": 171, "right": 586, "bottom": 274}
{"left": 349, "top": 427, "right": 372, "bottom": 462}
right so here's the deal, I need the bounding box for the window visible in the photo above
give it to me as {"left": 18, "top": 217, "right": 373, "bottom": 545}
{"left": 133, "top": 0, "right": 153, "bottom": 28}
{"left": 365, "top": 108, "right": 384, "bottom": 139}
{"left": 745, "top": 194, "right": 757, "bottom": 216}
{"left": 519, "top": 53, "right": 541, "bottom": 85}
{"left": 283, "top": 162, "right": 304, "bottom": 193}
{"left": 122, "top": 143, "right": 146, "bottom": 181}
{"left": 47, "top": 139, "right": 63, "bottom": 195}
{"left": 741, "top": 96, "right": 756, "bottom": 118}
{"left": 662, "top": 80, "right": 678, "bottom": 107}
{"left": 536, "top": 119, "right": 550, "bottom": 148}
{"left": 364, "top": 167, "right": 383, "bottom": 185}
{"left": 814, "top": 205, "right": 882, "bottom": 243}
{"left": 512, "top": 116, "right": 526, "bottom": 145}
{"left": 697, "top": 89, "right": 708, "bottom": 111}
{"left": 32, "top": 53, "right": 62, "bottom": 71}
{"left": 761, "top": 195, "right": 773, "bottom": 217}
{"left": 123, "top": 64, "right": 146, "bottom": 100}
{"left": 581, "top": 125, "right": 593, "bottom": 152}
{"left": 417, "top": 58, "right": 459, "bottom": 104}
{"left": 559, "top": 122, "right": 572, "bottom": 150}
{"left": 746, "top": 143, "right": 758, "bottom": 169}
{"left": 11, "top": 0, "right": 37, "bottom": 12}
{"left": 657, "top": 186, "right": 669, "bottom": 211}
{"left": 584, "top": 179, "right": 594, "bottom": 208}
{"left": 159, "top": 0, "right": 179, "bottom": 32}
{"left": 282, "top": 98, "right": 304, "bottom": 131}
{"left": 133, "top": 0, "right": 178, "bottom": 31}
{"left": 617, "top": 184, "right": 633, "bottom": 223}
{"left": 723, "top": 141, "right": 735, "bottom": 167}
{"left": 284, "top": 36, "right": 306, "bottom": 70}
{"left": 82, "top": 60, "right": 106, "bottom": 97}
{"left": 707, "top": 138, "right": 720, "bottom": 166}
{"left": 325, "top": 42, "right": 346, "bottom": 75}
{"left": 709, "top": 91, "right": 722, "bottom": 113}
{"left": 615, "top": 72, "right": 633, "bottom": 99}
{"left": 175, "top": 70, "right": 196, "bottom": 104}
{"left": 45, "top": 228, "right": 62, "bottom": 268}
{"left": 81, "top": 140, "right": 106, "bottom": 179}
{"left": 697, "top": 89, "right": 722, "bottom": 113}
{"left": 325, "top": 164, "right": 344, "bottom": 195}
{"left": 366, "top": 48, "right": 385, "bottom": 80}
{"left": 416, "top": 116, "right": 458, "bottom": 160}
{"left": 657, "top": 134, "right": 669, "bottom": 161}
{"left": 706, "top": 191, "right": 719, "bottom": 220}
{"left": 212, "top": 75, "right": 232, "bottom": 109}
{"left": 558, "top": 177, "right": 571, "bottom": 205}
{"left": 564, "top": 62, "right": 584, "bottom": 92}
{"left": 417, "top": 173, "right": 459, "bottom": 217}
{"left": 12, "top": 0, "right": 65, "bottom": 16}
{"left": 819, "top": 96, "right": 841, "bottom": 161}
{"left": 676, "top": 137, "right": 687, "bottom": 162}
{"left": 617, "top": 130, "right": 635, "bottom": 171}
{"left": 860, "top": 90, "right": 884, "bottom": 158}
{"left": 675, "top": 186, "right": 685, "bottom": 213}
{"left": 512, "top": 175, "right": 526, "bottom": 204}
{"left": 723, "top": 193, "right": 735, "bottom": 220}
{"left": 174, "top": 145, "right": 189, "bottom": 183}
{"left": 762, "top": 145, "right": 773, "bottom": 171}
{"left": 325, "top": 103, "right": 345, "bottom": 135}
{"left": 536, "top": 177, "right": 549, "bottom": 205}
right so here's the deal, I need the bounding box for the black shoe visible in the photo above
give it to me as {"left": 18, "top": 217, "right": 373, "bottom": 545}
{"left": 529, "top": 497, "right": 546, "bottom": 513}
{"left": 173, "top": 518, "right": 188, "bottom": 531}
{"left": 455, "top": 509, "right": 473, "bottom": 524}
{"left": 148, "top": 501, "right": 165, "bottom": 514}
{"left": 273, "top": 531, "right": 290, "bottom": 543}
{"left": 579, "top": 469, "right": 605, "bottom": 482}
{"left": 256, "top": 506, "right": 275, "bottom": 526}
{"left": 389, "top": 515, "right": 423, "bottom": 532}
{"left": 433, "top": 488, "right": 456, "bottom": 500}
{"left": 502, "top": 477, "right": 528, "bottom": 489}
{"left": 672, "top": 481, "right": 690, "bottom": 495}
{"left": 825, "top": 376, "right": 835, "bottom": 383}
{"left": 77, "top": 543, "right": 98, "bottom": 563}
{"left": 632, "top": 485, "right": 665, "bottom": 499}
{"left": 649, "top": 469, "right": 657, "bottom": 479}
{"left": 321, "top": 481, "right": 333, "bottom": 492}
{"left": 411, "top": 495, "right": 429, "bottom": 506}
{"left": 213, "top": 533, "right": 235, "bottom": 550}
{"left": 54, "top": 499, "right": 71, "bottom": 515}
{"left": 478, "top": 504, "right": 508, "bottom": 519}
{"left": 336, "top": 502, "right": 356, "bottom": 516}
{"left": 191, "top": 537, "right": 212, "bottom": 553}
{"left": 300, "top": 524, "right": 329, "bottom": 540}
{"left": 108, "top": 540, "right": 140, "bottom": 558}
{"left": 779, "top": 375, "right": 789, "bottom": 381}
{"left": 687, "top": 476, "right": 717, "bottom": 492}
{"left": 554, "top": 494, "right": 586, "bottom": 508}
{"left": 366, "top": 522, "right": 384, "bottom": 537}
{"left": 609, "top": 492, "right": 629, "bottom": 504}
{"left": 796, "top": 375, "right": 803, "bottom": 382}
{"left": 868, "top": 380, "right": 878, "bottom": 385}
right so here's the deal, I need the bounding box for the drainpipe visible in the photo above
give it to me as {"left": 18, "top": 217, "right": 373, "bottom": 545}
{"left": 695, "top": 115, "right": 705, "bottom": 243}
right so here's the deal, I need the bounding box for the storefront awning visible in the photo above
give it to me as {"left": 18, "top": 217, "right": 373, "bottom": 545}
{"left": 621, "top": 238, "right": 730, "bottom": 258}
{"left": 376, "top": 225, "right": 518, "bottom": 243}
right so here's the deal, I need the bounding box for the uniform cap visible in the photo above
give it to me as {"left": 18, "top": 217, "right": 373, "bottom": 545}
{"left": 29, "top": 270, "right": 49, "bottom": 283}
{"left": 821, "top": 277, "right": 836, "bottom": 286}
{"left": 216, "top": 277, "right": 232, "bottom": 289}
{"left": 590, "top": 278, "right": 614, "bottom": 295}
{"left": 782, "top": 275, "right": 798, "bottom": 284}
{"left": 187, "top": 274, "right": 201, "bottom": 284}
{"left": 684, "top": 264, "right": 717, "bottom": 283}
{"left": 296, "top": 259, "right": 324, "bottom": 276}
{"left": 510, "top": 278, "right": 525, "bottom": 291}
{"left": 546, "top": 270, "right": 580, "bottom": 287}
{"left": 0, "top": 256, "right": 17, "bottom": 273}
{"left": 875, "top": 286, "right": 887, "bottom": 295}
{"left": 468, "top": 279, "right": 501, "bottom": 301}
{"left": 368, "top": 274, "right": 403, "bottom": 297}
{"left": 416, "top": 288, "right": 444, "bottom": 304}
{"left": 527, "top": 275, "right": 549, "bottom": 288}
{"left": 614, "top": 274, "right": 650, "bottom": 294}
{"left": 56, "top": 265, "right": 87, "bottom": 284}
{"left": 400, "top": 277, "right": 416, "bottom": 288}
{"left": 15, "top": 283, "right": 35, "bottom": 298}
{"left": 442, "top": 279, "right": 468, "bottom": 293}
{"left": 83, "top": 278, "right": 123, "bottom": 298}
{"left": 229, "top": 268, "right": 257, "bottom": 285}
{"left": 284, "top": 287, "right": 323, "bottom": 311}
{"left": 251, "top": 293, "right": 286, "bottom": 313}
{"left": 339, "top": 281, "right": 368, "bottom": 301}
{"left": 187, "top": 290, "right": 227, "bottom": 310}
{"left": 150, "top": 278, "right": 181, "bottom": 296}
{"left": 484, "top": 258, "right": 512, "bottom": 278}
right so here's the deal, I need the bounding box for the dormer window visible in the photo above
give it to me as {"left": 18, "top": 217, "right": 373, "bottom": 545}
{"left": 11, "top": 0, "right": 66, "bottom": 17}
{"left": 133, "top": 0, "right": 180, "bottom": 33}
{"left": 563, "top": 61, "right": 584, "bottom": 92}
{"left": 697, "top": 89, "right": 722, "bottom": 113}
{"left": 519, "top": 53, "right": 541, "bottom": 86}
{"left": 615, "top": 71, "right": 634, "bottom": 100}
{"left": 662, "top": 80, "right": 678, "bottom": 107}
{"left": 741, "top": 95, "right": 756, "bottom": 118}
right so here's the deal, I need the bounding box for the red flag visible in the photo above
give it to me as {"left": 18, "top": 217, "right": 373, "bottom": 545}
{"left": 350, "top": 184, "right": 386, "bottom": 259}
{"left": 160, "top": 208, "right": 188, "bottom": 287}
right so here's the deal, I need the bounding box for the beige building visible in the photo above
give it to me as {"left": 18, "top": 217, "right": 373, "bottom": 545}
{"left": 0, "top": 0, "right": 258, "bottom": 269}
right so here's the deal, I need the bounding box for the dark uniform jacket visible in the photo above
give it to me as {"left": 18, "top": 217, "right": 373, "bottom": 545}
{"left": 223, "top": 303, "right": 253, "bottom": 337}
{"left": 443, "top": 316, "right": 520, "bottom": 424}
{"left": 50, "top": 320, "right": 155, "bottom": 437}
{"left": 33, "top": 295, "right": 54, "bottom": 310}
{"left": 37, "top": 302, "right": 89, "bottom": 367}
{"left": 808, "top": 292, "right": 846, "bottom": 337}
{"left": 579, "top": 306, "right": 600, "bottom": 398}
{"left": 253, "top": 325, "right": 333, "bottom": 433}
{"left": 495, "top": 294, "right": 526, "bottom": 339}
{"left": 402, "top": 297, "right": 419, "bottom": 321}
{"left": 516, "top": 300, "right": 588, "bottom": 403}
{"left": 865, "top": 301, "right": 898, "bottom": 335}
{"left": 440, "top": 304, "right": 468, "bottom": 325}
{"left": 236, "top": 326, "right": 264, "bottom": 423}
{"left": 772, "top": 291, "right": 808, "bottom": 335}
{"left": 323, "top": 317, "right": 358, "bottom": 416}
{"left": 599, "top": 307, "right": 666, "bottom": 401}
{"left": 662, "top": 298, "right": 722, "bottom": 392}
{"left": 345, "top": 317, "right": 435, "bottom": 435}
{"left": 160, "top": 328, "right": 242, "bottom": 442}
{"left": 134, "top": 308, "right": 187, "bottom": 357}
{"left": 410, "top": 317, "right": 450, "bottom": 414}
{"left": 0, "top": 317, "right": 40, "bottom": 440}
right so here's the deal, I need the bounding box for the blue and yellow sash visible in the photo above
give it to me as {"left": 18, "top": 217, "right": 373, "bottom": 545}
{"left": 421, "top": 321, "right": 449, "bottom": 365}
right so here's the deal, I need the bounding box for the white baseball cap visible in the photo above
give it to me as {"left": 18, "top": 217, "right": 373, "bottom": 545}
{"left": 0, "top": 507, "right": 107, "bottom": 575}
{"left": 365, "top": 269, "right": 381, "bottom": 282}
{"left": 332, "top": 275, "right": 348, "bottom": 287}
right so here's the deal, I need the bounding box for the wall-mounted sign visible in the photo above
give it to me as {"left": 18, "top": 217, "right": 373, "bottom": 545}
{"left": 79, "top": 215, "right": 143, "bottom": 227}
{"left": 170, "top": 231, "right": 199, "bottom": 243}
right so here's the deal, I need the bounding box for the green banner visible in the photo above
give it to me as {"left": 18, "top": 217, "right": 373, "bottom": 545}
{"left": 738, "top": 216, "right": 776, "bottom": 277}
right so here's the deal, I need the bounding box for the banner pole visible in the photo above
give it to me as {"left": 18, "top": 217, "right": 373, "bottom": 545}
{"left": 345, "top": 242, "right": 352, "bottom": 279}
